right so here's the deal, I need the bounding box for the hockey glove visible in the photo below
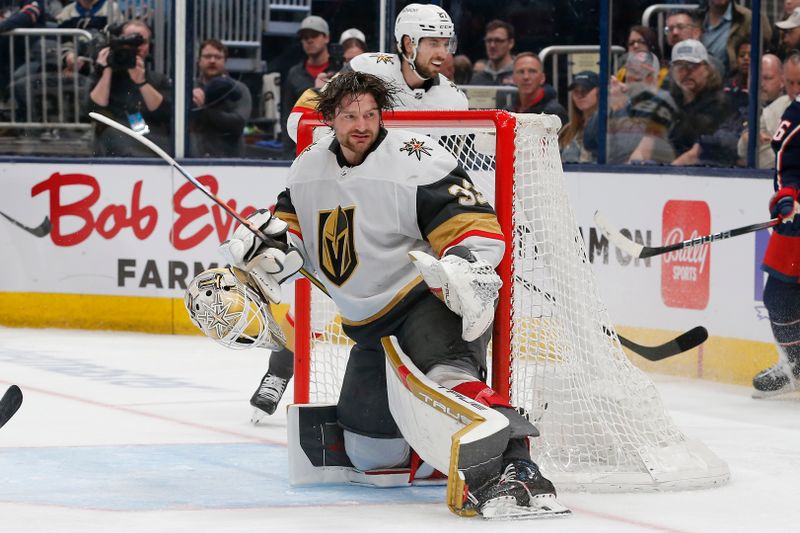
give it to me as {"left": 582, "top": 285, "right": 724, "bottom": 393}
{"left": 409, "top": 246, "right": 502, "bottom": 342}
{"left": 219, "top": 209, "right": 304, "bottom": 304}
{"left": 769, "top": 186, "right": 800, "bottom": 224}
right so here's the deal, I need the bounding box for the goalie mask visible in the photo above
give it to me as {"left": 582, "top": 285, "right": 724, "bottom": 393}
{"left": 394, "top": 3, "right": 457, "bottom": 76}
{"left": 184, "top": 266, "right": 286, "bottom": 351}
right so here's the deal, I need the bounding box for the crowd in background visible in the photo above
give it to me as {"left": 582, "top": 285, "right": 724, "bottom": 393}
{"left": 0, "top": 0, "right": 796, "bottom": 167}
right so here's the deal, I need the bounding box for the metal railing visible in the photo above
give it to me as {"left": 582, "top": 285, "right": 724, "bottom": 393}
{"left": 2, "top": 28, "right": 94, "bottom": 130}
{"left": 539, "top": 45, "right": 626, "bottom": 94}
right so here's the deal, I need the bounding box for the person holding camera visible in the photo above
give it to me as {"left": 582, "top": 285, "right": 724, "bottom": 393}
{"left": 189, "top": 39, "right": 252, "bottom": 158}
{"left": 89, "top": 19, "right": 172, "bottom": 156}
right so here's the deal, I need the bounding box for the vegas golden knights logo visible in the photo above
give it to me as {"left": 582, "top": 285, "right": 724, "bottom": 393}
{"left": 318, "top": 206, "right": 357, "bottom": 286}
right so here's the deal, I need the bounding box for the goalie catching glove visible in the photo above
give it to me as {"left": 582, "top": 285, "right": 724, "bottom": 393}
{"left": 218, "top": 209, "right": 304, "bottom": 304}
{"left": 410, "top": 246, "right": 502, "bottom": 342}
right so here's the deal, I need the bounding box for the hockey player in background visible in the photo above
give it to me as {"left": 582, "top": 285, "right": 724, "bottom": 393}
{"left": 752, "top": 96, "right": 800, "bottom": 397}
{"left": 192, "top": 71, "right": 567, "bottom": 519}
{"left": 285, "top": 2, "right": 468, "bottom": 143}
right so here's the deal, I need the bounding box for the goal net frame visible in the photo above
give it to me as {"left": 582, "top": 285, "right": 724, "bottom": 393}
{"left": 290, "top": 110, "right": 729, "bottom": 492}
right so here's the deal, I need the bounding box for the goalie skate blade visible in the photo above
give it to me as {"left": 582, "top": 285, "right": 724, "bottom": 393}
{"left": 480, "top": 494, "right": 571, "bottom": 521}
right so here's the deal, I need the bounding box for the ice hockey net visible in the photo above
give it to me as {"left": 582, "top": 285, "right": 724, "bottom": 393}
{"left": 292, "top": 110, "right": 729, "bottom": 491}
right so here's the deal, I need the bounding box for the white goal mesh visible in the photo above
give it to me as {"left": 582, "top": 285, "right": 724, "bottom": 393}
{"left": 293, "top": 111, "right": 729, "bottom": 492}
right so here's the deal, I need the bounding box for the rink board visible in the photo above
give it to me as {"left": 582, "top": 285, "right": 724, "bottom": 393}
{"left": 0, "top": 161, "right": 777, "bottom": 384}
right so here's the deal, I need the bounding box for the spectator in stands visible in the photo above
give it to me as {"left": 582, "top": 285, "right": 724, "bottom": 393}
{"left": 668, "top": 39, "right": 732, "bottom": 166}
{"left": 617, "top": 25, "right": 668, "bottom": 87}
{"left": 700, "top": 0, "right": 771, "bottom": 77}
{"left": 777, "top": 7, "right": 800, "bottom": 60}
{"left": 339, "top": 28, "right": 367, "bottom": 64}
{"left": 189, "top": 39, "right": 252, "bottom": 158}
{"left": 508, "top": 52, "right": 567, "bottom": 125}
{"left": 664, "top": 10, "right": 703, "bottom": 50}
{"left": 559, "top": 71, "right": 598, "bottom": 163}
{"left": 473, "top": 59, "right": 487, "bottom": 78}
{"left": 89, "top": 19, "right": 171, "bottom": 156}
{"left": 586, "top": 52, "right": 677, "bottom": 164}
{"left": 0, "top": 1, "right": 46, "bottom": 101}
{"left": 785, "top": 0, "right": 800, "bottom": 18}
{"left": 739, "top": 53, "right": 797, "bottom": 168}
{"left": 470, "top": 19, "right": 515, "bottom": 86}
{"left": 57, "top": 0, "right": 125, "bottom": 76}
{"left": 280, "top": 15, "right": 330, "bottom": 155}
{"left": 724, "top": 36, "right": 750, "bottom": 92}
{"left": 453, "top": 54, "right": 473, "bottom": 85}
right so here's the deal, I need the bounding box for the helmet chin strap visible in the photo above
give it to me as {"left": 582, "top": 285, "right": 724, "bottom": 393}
{"left": 400, "top": 43, "right": 430, "bottom": 82}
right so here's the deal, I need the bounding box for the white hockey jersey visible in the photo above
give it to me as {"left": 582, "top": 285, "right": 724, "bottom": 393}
{"left": 274, "top": 128, "right": 504, "bottom": 325}
{"left": 346, "top": 52, "right": 469, "bottom": 111}
{"left": 286, "top": 52, "right": 468, "bottom": 143}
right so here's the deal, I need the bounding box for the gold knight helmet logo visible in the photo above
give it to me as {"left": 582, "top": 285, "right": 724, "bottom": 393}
{"left": 318, "top": 206, "right": 358, "bottom": 286}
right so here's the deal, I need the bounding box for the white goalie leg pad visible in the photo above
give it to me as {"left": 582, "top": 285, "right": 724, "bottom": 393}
{"left": 409, "top": 250, "right": 501, "bottom": 342}
{"left": 382, "top": 336, "right": 511, "bottom": 516}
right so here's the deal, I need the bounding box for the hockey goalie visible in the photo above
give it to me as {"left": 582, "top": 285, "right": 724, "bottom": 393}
{"left": 184, "top": 70, "right": 570, "bottom": 520}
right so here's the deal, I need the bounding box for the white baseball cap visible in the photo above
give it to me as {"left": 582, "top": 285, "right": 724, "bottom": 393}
{"left": 671, "top": 39, "right": 708, "bottom": 64}
{"left": 339, "top": 28, "right": 366, "bottom": 45}
{"left": 776, "top": 7, "right": 800, "bottom": 30}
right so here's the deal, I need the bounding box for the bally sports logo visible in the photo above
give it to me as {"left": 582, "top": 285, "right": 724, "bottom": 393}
{"left": 661, "top": 200, "right": 710, "bottom": 310}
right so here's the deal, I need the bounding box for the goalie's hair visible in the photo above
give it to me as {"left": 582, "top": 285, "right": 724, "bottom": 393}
{"left": 315, "top": 71, "right": 398, "bottom": 122}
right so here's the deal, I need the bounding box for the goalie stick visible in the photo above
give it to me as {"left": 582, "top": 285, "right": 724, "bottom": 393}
{"left": 594, "top": 210, "right": 779, "bottom": 259}
{"left": 0, "top": 385, "right": 23, "bottom": 429}
{"left": 89, "top": 112, "right": 327, "bottom": 295}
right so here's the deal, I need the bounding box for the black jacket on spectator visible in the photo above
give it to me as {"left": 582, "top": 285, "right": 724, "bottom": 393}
{"left": 0, "top": 1, "right": 45, "bottom": 99}
{"left": 190, "top": 76, "right": 252, "bottom": 158}
{"left": 89, "top": 68, "right": 172, "bottom": 156}
{"left": 511, "top": 84, "right": 568, "bottom": 127}
{"left": 668, "top": 85, "right": 729, "bottom": 159}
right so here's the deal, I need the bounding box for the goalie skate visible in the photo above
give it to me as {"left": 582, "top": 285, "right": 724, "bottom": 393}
{"left": 470, "top": 460, "right": 571, "bottom": 520}
{"left": 250, "top": 372, "right": 289, "bottom": 423}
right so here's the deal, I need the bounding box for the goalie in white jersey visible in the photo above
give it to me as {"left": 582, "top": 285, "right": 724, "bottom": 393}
{"left": 285, "top": 3, "right": 468, "bottom": 143}
{"left": 210, "top": 71, "right": 567, "bottom": 519}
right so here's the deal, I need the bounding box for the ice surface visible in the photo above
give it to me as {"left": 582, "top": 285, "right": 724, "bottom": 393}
{"left": 1, "top": 327, "right": 799, "bottom": 532}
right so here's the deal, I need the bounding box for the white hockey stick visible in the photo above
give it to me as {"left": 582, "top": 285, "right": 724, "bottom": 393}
{"left": 89, "top": 112, "right": 327, "bottom": 294}
{"left": 594, "top": 210, "right": 778, "bottom": 259}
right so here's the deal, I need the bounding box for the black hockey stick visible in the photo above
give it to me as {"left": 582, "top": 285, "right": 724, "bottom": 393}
{"left": 0, "top": 211, "right": 51, "bottom": 237}
{"left": 89, "top": 112, "right": 327, "bottom": 294}
{"left": 614, "top": 326, "right": 708, "bottom": 361}
{"left": 516, "top": 275, "right": 706, "bottom": 360}
{"left": 0, "top": 385, "right": 23, "bottom": 429}
{"left": 594, "top": 211, "right": 778, "bottom": 259}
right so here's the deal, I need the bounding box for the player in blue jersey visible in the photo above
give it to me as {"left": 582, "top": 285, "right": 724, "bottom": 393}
{"left": 752, "top": 97, "right": 800, "bottom": 397}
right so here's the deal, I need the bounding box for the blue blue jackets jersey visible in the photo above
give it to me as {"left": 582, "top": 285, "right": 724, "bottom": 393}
{"left": 766, "top": 97, "right": 800, "bottom": 282}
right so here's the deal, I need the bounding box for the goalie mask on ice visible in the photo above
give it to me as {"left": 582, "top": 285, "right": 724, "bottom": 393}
{"left": 184, "top": 266, "right": 286, "bottom": 351}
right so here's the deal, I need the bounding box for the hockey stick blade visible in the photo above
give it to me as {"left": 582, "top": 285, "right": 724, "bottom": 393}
{"left": 0, "top": 385, "right": 23, "bottom": 429}
{"left": 0, "top": 211, "right": 51, "bottom": 237}
{"left": 617, "top": 326, "right": 708, "bottom": 361}
{"left": 594, "top": 210, "right": 779, "bottom": 259}
{"left": 88, "top": 112, "right": 327, "bottom": 295}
